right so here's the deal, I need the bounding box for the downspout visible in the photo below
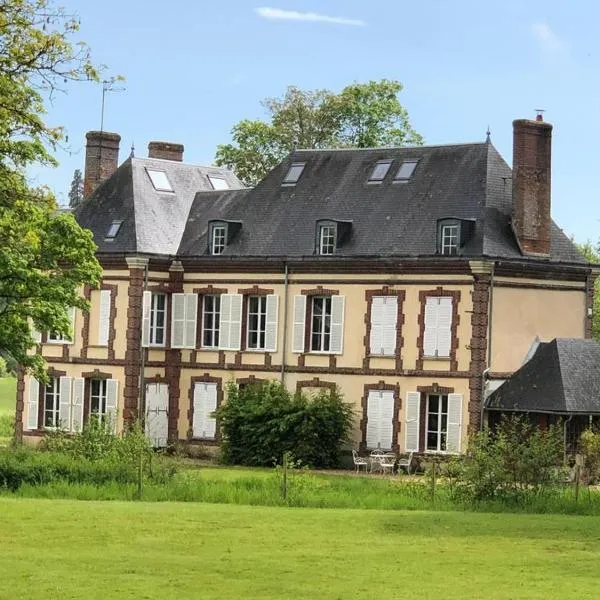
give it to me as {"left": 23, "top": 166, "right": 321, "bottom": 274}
{"left": 486, "top": 262, "right": 495, "bottom": 369}
{"left": 137, "top": 260, "right": 149, "bottom": 427}
{"left": 280, "top": 262, "right": 289, "bottom": 386}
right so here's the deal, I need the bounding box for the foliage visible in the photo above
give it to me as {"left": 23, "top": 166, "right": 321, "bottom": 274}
{"left": 0, "top": 356, "right": 7, "bottom": 378}
{"left": 215, "top": 80, "right": 423, "bottom": 185}
{"left": 579, "top": 428, "right": 600, "bottom": 484}
{"left": 459, "top": 416, "right": 565, "bottom": 503}
{"left": 68, "top": 168, "right": 83, "bottom": 208}
{"left": 215, "top": 382, "right": 354, "bottom": 468}
{"left": 0, "top": 413, "right": 13, "bottom": 439}
{"left": 576, "top": 240, "right": 600, "bottom": 341}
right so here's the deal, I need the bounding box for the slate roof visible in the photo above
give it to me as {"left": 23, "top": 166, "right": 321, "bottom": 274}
{"left": 75, "top": 157, "right": 243, "bottom": 255}
{"left": 486, "top": 339, "right": 600, "bottom": 414}
{"left": 177, "top": 143, "right": 586, "bottom": 263}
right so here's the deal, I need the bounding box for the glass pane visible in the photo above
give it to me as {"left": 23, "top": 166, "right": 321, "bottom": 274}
{"left": 441, "top": 395, "right": 448, "bottom": 413}
{"left": 429, "top": 414, "right": 438, "bottom": 431}
{"left": 369, "top": 160, "right": 392, "bottom": 181}
{"left": 428, "top": 395, "right": 439, "bottom": 413}
{"left": 427, "top": 432, "right": 438, "bottom": 451}
{"left": 283, "top": 163, "right": 305, "bottom": 184}
{"left": 311, "top": 332, "right": 320, "bottom": 351}
{"left": 146, "top": 169, "right": 173, "bottom": 192}
{"left": 395, "top": 161, "right": 418, "bottom": 180}
{"left": 208, "top": 176, "right": 229, "bottom": 190}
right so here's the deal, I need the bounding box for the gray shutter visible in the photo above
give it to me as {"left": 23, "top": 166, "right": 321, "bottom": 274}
{"left": 106, "top": 379, "right": 119, "bottom": 433}
{"left": 382, "top": 296, "right": 398, "bottom": 356}
{"left": 369, "top": 297, "right": 384, "bottom": 355}
{"left": 423, "top": 297, "right": 438, "bottom": 357}
{"left": 58, "top": 376, "right": 72, "bottom": 431}
{"left": 436, "top": 297, "right": 453, "bottom": 358}
{"left": 184, "top": 293, "right": 198, "bottom": 349}
{"left": 71, "top": 378, "right": 85, "bottom": 433}
{"left": 142, "top": 291, "right": 152, "bottom": 348}
{"left": 329, "top": 295, "right": 345, "bottom": 354}
{"left": 405, "top": 391, "right": 421, "bottom": 452}
{"left": 171, "top": 293, "right": 186, "bottom": 348}
{"left": 380, "top": 390, "right": 395, "bottom": 450}
{"left": 365, "top": 390, "right": 381, "bottom": 449}
{"left": 26, "top": 377, "right": 39, "bottom": 430}
{"left": 292, "top": 295, "right": 306, "bottom": 353}
{"left": 98, "top": 290, "right": 111, "bottom": 346}
{"left": 265, "top": 294, "right": 279, "bottom": 352}
{"left": 446, "top": 393, "right": 463, "bottom": 453}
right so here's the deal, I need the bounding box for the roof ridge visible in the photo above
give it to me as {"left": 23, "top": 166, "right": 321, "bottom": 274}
{"left": 131, "top": 156, "right": 233, "bottom": 172}
{"left": 293, "top": 141, "right": 488, "bottom": 153}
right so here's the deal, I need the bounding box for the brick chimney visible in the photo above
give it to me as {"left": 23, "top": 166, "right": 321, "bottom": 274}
{"left": 148, "top": 141, "right": 184, "bottom": 162}
{"left": 83, "top": 131, "right": 121, "bottom": 199}
{"left": 512, "top": 118, "right": 553, "bottom": 256}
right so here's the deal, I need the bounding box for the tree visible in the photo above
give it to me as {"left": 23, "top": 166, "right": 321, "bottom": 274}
{"left": 577, "top": 241, "right": 600, "bottom": 341}
{"left": 215, "top": 80, "right": 423, "bottom": 186}
{"left": 0, "top": 0, "right": 106, "bottom": 379}
{"left": 68, "top": 168, "right": 84, "bottom": 208}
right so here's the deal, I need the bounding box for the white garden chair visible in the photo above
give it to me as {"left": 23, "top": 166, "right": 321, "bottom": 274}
{"left": 352, "top": 449, "right": 368, "bottom": 473}
{"left": 397, "top": 452, "right": 414, "bottom": 475}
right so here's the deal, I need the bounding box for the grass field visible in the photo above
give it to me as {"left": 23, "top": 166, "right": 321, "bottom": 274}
{"left": 1, "top": 498, "right": 599, "bottom": 599}
{"left": 0, "top": 376, "right": 15, "bottom": 415}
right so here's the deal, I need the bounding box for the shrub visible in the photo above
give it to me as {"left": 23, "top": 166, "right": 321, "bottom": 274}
{"left": 579, "top": 428, "right": 600, "bottom": 483}
{"left": 0, "top": 357, "right": 8, "bottom": 378}
{"left": 216, "top": 382, "right": 354, "bottom": 468}
{"left": 0, "top": 414, "right": 14, "bottom": 439}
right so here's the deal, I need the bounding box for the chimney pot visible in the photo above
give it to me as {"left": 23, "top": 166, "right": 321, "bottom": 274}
{"left": 83, "top": 131, "right": 120, "bottom": 199}
{"left": 148, "top": 141, "right": 184, "bottom": 162}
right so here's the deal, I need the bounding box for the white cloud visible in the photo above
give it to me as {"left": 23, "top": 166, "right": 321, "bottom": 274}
{"left": 532, "top": 22, "right": 565, "bottom": 55}
{"left": 255, "top": 7, "right": 366, "bottom": 27}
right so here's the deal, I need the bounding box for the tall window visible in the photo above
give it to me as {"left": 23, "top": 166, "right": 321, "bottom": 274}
{"left": 211, "top": 225, "right": 227, "bottom": 255}
{"left": 90, "top": 379, "right": 108, "bottom": 423}
{"left": 426, "top": 394, "right": 448, "bottom": 452}
{"left": 318, "top": 225, "right": 336, "bottom": 255}
{"left": 311, "top": 297, "right": 332, "bottom": 352}
{"left": 44, "top": 377, "right": 60, "bottom": 428}
{"left": 149, "top": 293, "right": 166, "bottom": 346}
{"left": 247, "top": 296, "right": 267, "bottom": 349}
{"left": 441, "top": 224, "right": 459, "bottom": 255}
{"left": 202, "top": 295, "right": 221, "bottom": 348}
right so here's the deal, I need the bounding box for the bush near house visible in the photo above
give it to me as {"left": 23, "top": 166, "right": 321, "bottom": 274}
{"left": 216, "top": 382, "right": 354, "bottom": 468}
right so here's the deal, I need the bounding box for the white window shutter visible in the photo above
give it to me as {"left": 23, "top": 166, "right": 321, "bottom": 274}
{"left": 369, "top": 297, "right": 384, "bottom": 355}
{"left": 330, "top": 295, "right": 345, "bottom": 354}
{"left": 405, "top": 391, "right": 421, "bottom": 452}
{"left": 171, "top": 293, "right": 186, "bottom": 348}
{"left": 423, "top": 297, "right": 438, "bottom": 357}
{"left": 365, "top": 391, "right": 381, "bottom": 449}
{"left": 98, "top": 290, "right": 111, "bottom": 346}
{"left": 184, "top": 293, "right": 198, "bottom": 349}
{"left": 219, "top": 294, "right": 242, "bottom": 351}
{"left": 219, "top": 294, "right": 232, "bottom": 350}
{"left": 380, "top": 390, "right": 395, "bottom": 450}
{"left": 292, "top": 295, "right": 307, "bottom": 353}
{"left": 142, "top": 291, "right": 152, "bottom": 348}
{"left": 106, "top": 379, "right": 119, "bottom": 433}
{"left": 71, "top": 378, "right": 85, "bottom": 433}
{"left": 436, "top": 297, "right": 453, "bottom": 358}
{"left": 382, "top": 296, "right": 398, "bottom": 356}
{"left": 205, "top": 383, "right": 218, "bottom": 439}
{"left": 26, "top": 378, "right": 39, "bottom": 430}
{"left": 446, "top": 393, "right": 463, "bottom": 453}
{"left": 265, "top": 294, "right": 279, "bottom": 352}
{"left": 58, "top": 376, "right": 72, "bottom": 431}
{"left": 193, "top": 382, "right": 218, "bottom": 439}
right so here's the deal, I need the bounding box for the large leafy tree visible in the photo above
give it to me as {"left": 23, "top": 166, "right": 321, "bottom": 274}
{"left": 0, "top": 0, "right": 105, "bottom": 378}
{"left": 577, "top": 241, "right": 600, "bottom": 341}
{"left": 215, "top": 80, "right": 423, "bottom": 186}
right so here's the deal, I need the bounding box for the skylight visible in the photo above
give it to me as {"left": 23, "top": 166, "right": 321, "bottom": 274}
{"left": 146, "top": 169, "right": 173, "bottom": 192}
{"left": 105, "top": 220, "right": 123, "bottom": 239}
{"left": 283, "top": 162, "right": 305, "bottom": 185}
{"left": 369, "top": 160, "right": 392, "bottom": 182}
{"left": 208, "top": 175, "right": 229, "bottom": 191}
{"left": 395, "top": 160, "right": 418, "bottom": 181}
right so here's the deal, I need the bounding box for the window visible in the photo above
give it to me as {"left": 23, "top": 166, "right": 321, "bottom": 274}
{"left": 192, "top": 382, "right": 218, "bottom": 439}
{"left": 211, "top": 224, "right": 227, "bottom": 255}
{"left": 202, "top": 295, "right": 221, "bottom": 348}
{"left": 90, "top": 379, "right": 108, "bottom": 423}
{"left": 423, "top": 296, "right": 453, "bottom": 358}
{"left": 311, "top": 296, "right": 332, "bottom": 352}
{"left": 394, "top": 160, "right": 418, "bottom": 181}
{"left": 208, "top": 175, "right": 229, "bottom": 190}
{"left": 441, "top": 224, "right": 459, "bottom": 255}
{"left": 283, "top": 162, "right": 305, "bottom": 185}
{"left": 149, "top": 293, "right": 167, "bottom": 346}
{"left": 318, "top": 224, "right": 336, "bottom": 255}
{"left": 105, "top": 220, "right": 122, "bottom": 240}
{"left": 365, "top": 390, "right": 395, "bottom": 450}
{"left": 247, "top": 296, "right": 267, "bottom": 350}
{"left": 47, "top": 307, "right": 75, "bottom": 344}
{"left": 426, "top": 394, "right": 448, "bottom": 452}
{"left": 146, "top": 169, "right": 173, "bottom": 192}
{"left": 369, "top": 296, "right": 398, "bottom": 356}
{"left": 369, "top": 160, "right": 392, "bottom": 182}
{"left": 44, "top": 377, "right": 60, "bottom": 428}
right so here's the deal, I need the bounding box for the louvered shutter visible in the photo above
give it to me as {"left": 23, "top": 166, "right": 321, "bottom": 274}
{"left": 193, "top": 383, "right": 218, "bottom": 439}
{"left": 423, "top": 297, "right": 438, "bottom": 357}
{"left": 380, "top": 391, "right": 395, "bottom": 450}
{"left": 58, "top": 376, "right": 72, "bottom": 431}
{"left": 330, "top": 295, "right": 345, "bottom": 354}
{"left": 205, "top": 383, "right": 218, "bottom": 439}
{"left": 405, "top": 391, "right": 421, "bottom": 452}
{"left": 219, "top": 294, "right": 232, "bottom": 350}
{"left": 365, "top": 391, "right": 381, "bottom": 449}
{"left": 71, "top": 378, "right": 85, "bottom": 433}
{"left": 382, "top": 297, "right": 398, "bottom": 355}
{"left": 106, "top": 379, "right": 119, "bottom": 433}
{"left": 369, "top": 297, "right": 384, "bottom": 355}
{"left": 446, "top": 393, "right": 463, "bottom": 453}
{"left": 26, "top": 378, "right": 39, "bottom": 430}
{"left": 171, "top": 293, "right": 186, "bottom": 348}
{"left": 265, "top": 294, "right": 279, "bottom": 352}
{"left": 436, "top": 297, "right": 453, "bottom": 358}
{"left": 292, "top": 295, "right": 306, "bottom": 353}
{"left": 184, "top": 293, "right": 198, "bottom": 349}
{"left": 98, "top": 290, "right": 111, "bottom": 346}
{"left": 142, "top": 291, "right": 152, "bottom": 348}
{"left": 219, "top": 294, "right": 242, "bottom": 351}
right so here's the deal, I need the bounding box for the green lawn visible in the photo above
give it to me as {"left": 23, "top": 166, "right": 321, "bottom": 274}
{"left": 0, "top": 376, "right": 16, "bottom": 415}
{"left": 1, "top": 499, "right": 599, "bottom": 599}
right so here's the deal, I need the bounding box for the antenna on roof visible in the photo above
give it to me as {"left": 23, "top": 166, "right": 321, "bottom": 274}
{"left": 535, "top": 108, "right": 545, "bottom": 122}
{"left": 100, "top": 77, "right": 126, "bottom": 132}
{"left": 485, "top": 125, "right": 491, "bottom": 144}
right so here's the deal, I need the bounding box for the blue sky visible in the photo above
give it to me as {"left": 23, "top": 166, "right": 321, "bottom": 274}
{"left": 32, "top": 0, "right": 600, "bottom": 243}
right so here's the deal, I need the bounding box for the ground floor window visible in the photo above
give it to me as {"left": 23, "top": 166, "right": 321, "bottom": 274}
{"left": 426, "top": 394, "right": 448, "bottom": 452}
{"left": 90, "top": 379, "right": 109, "bottom": 423}
{"left": 44, "top": 377, "right": 60, "bottom": 428}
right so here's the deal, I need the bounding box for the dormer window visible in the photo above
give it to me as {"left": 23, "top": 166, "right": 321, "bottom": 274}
{"left": 283, "top": 162, "right": 305, "bottom": 185}
{"left": 208, "top": 175, "right": 229, "bottom": 190}
{"left": 436, "top": 218, "right": 475, "bottom": 256}
{"left": 105, "top": 220, "right": 122, "bottom": 240}
{"left": 441, "top": 223, "right": 459, "bottom": 255}
{"left": 315, "top": 219, "right": 352, "bottom": 255}
{"left": 146, "top": 169, "right": 173, "bottom": 192}
{"left": 211, "top": 223, "right": 227, "bottom": 255}
{"left": 369, "top": 160, "right": 392, "bottom": 182}
{"left": 318, "top": 223, "right": 337, "bottom": 255}
{"left": 394, "top": 160, "right": 418, "bottom": 182}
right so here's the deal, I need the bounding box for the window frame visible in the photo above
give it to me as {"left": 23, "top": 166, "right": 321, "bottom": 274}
{"left": 105, "top": 220, "right": 123, "bottom": 240}
{"left": 246, "top": 295, "right": 267, "bottom": 351}
{"left": 310, "top": 296, "right": 332, "bottom": 353}
{"left": 43, "top": 377, "right": 60, "bottom": 429}
{"left": 394, "top": 160, "right": 419, "bottom": 182}
{"left": 146, "top": 168, "right": 174, "bottom": 193}
{"left": 318, "top": 223, "right": 337, "bottom": 255}
{"left": 210, "top": 223, "right": 228, "bottom": 255}
{"left": 368, "top": 159, "right": 393, "bottom": 183}
{"left": 201, "top": 294, "right": 221, "bottom": 349}
{"left": 149, "top": 293, "right": 167, "bottom": 347}
{"left": 207, "top": 175, "right": 229, "bottom": 190}
{"left": 282, "top": 162, "right": 306, "bottom": 185}
{"left": 90, "top": 378, "right": 109, "bottom": 423}
{"left": 441, "top": 223, "right": 459, "bottom": 256}
{"left": 426, "top": 394, "right": 449, "bottom": 453}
